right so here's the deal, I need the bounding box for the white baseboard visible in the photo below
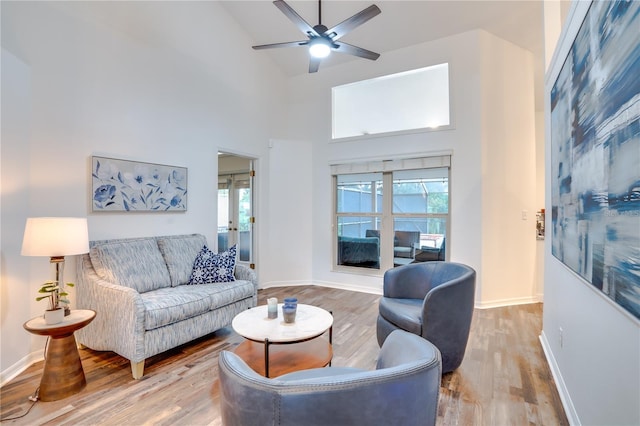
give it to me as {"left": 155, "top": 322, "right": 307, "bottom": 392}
{"left": 539, "top": 331, "right": 580, "bottom": 426}
{"left": 262, "top": 283, "right": 541, "bottom": 306}
{"left": 259, "top": 280, "right": 382, "bottom": 296}
{"left": 475, "top": 296, "right": 540, "bottom": 309}
{"left": 259, "top": 280, "right": 307, "bottom": 290}
{"left": 1, "top": 350, "right": 44, "bottom": 388}
{"left": 310, "top": 280, "right": 382, "bottom": 295}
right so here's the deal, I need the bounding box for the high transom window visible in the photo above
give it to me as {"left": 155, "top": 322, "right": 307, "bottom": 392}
{"left": 332, "top": 63, "right": 450, "bottom": 139}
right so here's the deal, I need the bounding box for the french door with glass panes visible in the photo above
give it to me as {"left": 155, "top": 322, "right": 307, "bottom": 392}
{"left": 218, "top": 171, "right": 253, "bottom": 265}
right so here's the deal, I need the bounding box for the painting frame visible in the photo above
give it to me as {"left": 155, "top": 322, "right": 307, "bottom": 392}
{"left": 549, "top": 0, "right": 640, "bottom": 321}
{"left": 91, "top": 156, "right": 188, "bottom": 212}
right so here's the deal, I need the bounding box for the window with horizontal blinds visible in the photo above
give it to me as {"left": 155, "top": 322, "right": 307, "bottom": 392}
{"left": 331, "top": 155, "right": 450, "bottom": 175}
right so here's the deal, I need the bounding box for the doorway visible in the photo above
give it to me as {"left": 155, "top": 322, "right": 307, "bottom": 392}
{"left": 218, "top": 153, "right": 255, "bottom": 267}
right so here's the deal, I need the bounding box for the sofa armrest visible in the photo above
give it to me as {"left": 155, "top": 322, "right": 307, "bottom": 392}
{"left": 235, "top": 264, "right": 257, "bottom": 289}
{"left": 76, "top": 254, "right": 146, "bottom": 363}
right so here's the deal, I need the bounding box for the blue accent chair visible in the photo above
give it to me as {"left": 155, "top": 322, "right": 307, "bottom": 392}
{"left": 218, "top": 330, "right": 442, "bottom": 426}
{"left": 377, "top": 261, "right": 476, "bottom": 373}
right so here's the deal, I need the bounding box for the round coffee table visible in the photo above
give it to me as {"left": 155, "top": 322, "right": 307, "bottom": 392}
{"left": 232, "top": 304, "right": 333, "bottom": 377}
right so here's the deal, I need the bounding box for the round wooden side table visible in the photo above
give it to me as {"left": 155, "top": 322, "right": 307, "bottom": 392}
{"left": 23, "top": 309, "right": 96, "bottom": 402}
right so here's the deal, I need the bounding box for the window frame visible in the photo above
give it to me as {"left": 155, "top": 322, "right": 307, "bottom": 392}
{"left": 331, "top": 63, "right": 452, "bottom": 141}
{"left": 332, "top": 157, "right": 450, "bottom": 275}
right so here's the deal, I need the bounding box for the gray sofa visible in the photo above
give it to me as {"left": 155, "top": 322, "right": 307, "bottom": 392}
{"left": 219, "top": 329, "right": 442, "bottom": 426}
{"left": 76, "top": 233, "right": 257, "bottom": 379}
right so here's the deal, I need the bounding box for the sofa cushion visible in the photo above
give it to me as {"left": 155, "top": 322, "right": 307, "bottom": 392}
{"left": 141, "top": 279, "right": 255, "bottom": 330}
{"left": 189, "top": 245, "right": 237, "bottom": 284}
{"left": 90, "top": 239, "right": 171, "bottom": 293}
{"left": 157, "top": 234, "right": 207, "bottom": 286}
{"left": 378, "top": 297, "right": 422, "bottom": 335}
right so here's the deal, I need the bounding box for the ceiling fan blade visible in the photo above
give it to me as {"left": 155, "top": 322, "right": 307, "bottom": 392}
{"left": 325, "top": 5, "right": 381, "bottom": 41}
{"left": 309, "top": 57, "right": 322, "bottom": 73}
{"left": 252, "top": 40, "right": 309, "bottom": 50}
{"left": 334, "top": 42, "right": 380, "bottom": 60}
{"left": 273, "top": 0, "right": 319, "bottom": 37}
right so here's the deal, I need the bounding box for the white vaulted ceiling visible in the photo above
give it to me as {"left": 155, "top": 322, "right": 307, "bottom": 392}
{"left": 220, "top": 0, "right": 551, "bottom": 110}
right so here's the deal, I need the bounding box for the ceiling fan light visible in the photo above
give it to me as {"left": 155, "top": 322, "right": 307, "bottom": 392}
{"left": 309, "top": 41, "right": 331, "bottom": 58}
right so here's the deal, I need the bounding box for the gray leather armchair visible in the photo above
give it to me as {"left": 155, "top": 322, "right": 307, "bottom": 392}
{"left": 218, "top": 330, "right": 442, "bottom": 426}
{"left": 377, "top": 261, "right": 476, "bottom": 373}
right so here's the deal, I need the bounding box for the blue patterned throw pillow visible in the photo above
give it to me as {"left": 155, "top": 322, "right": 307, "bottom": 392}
{"left": 189, "top": 245, "right": 237, "bottom": 284}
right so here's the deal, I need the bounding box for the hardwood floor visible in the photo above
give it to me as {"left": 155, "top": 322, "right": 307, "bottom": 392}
{"left": 0, "top": 286, "right": 567, "bottom": 425}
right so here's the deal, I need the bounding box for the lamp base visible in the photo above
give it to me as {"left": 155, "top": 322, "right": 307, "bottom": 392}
{"left": 51, "top": 256, "right": 72, "bottom": 317}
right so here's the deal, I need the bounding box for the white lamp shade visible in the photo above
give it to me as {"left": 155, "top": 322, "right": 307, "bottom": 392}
{"left": 21, "top": 217, "right": 89, "bottom": 257}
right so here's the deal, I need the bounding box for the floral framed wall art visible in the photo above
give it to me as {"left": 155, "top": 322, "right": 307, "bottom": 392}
{"left": 550, "top": 0, "right": 640, "bottom": 321}
{"left": 91, "top": 156, "right": 187, "bottom": 212}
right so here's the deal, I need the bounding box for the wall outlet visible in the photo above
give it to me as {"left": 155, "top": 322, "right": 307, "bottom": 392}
{"left": 522, "top": 210, "right": 528, "bottom": 220}
{"left": 559, "top": 326, "right": 564, "bottom": 348}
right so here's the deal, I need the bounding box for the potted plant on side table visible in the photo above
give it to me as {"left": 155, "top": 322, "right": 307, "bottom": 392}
{"left": 37, "top": 281, "right": 74, "bottom": 325}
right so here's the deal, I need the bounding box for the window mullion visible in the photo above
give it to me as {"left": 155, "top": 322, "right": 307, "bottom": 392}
{"left": 380, "top": 172, "right": 395, "bottom": 271}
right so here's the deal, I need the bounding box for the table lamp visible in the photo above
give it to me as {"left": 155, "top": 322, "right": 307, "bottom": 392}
{"left": 21, "top": 217, "right": 89, "bottom": 316}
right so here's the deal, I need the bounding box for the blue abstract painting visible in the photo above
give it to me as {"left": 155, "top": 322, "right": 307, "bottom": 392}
{"left": 550, "top": 0, "right": 640, "bottom": 321}
{"left": 92, "top": 156, "right": 187, "bottom": 212}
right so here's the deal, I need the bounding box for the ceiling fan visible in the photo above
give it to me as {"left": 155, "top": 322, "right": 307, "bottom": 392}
{"left": 252, "top": 0, "right": 381, "bottom": 73}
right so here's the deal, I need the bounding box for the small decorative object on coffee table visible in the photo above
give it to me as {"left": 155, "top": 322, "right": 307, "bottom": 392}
{"left": 232, "top": 303, "right": 333, "bottom": 377}
{"left": 282, "top": 297, "right": 297, "bottom": 323}
{"left": 267, "top": 297, "right": 278, "bottom": 319}
{"left": 23, "top": 309, "right": 96, "bottom": 401}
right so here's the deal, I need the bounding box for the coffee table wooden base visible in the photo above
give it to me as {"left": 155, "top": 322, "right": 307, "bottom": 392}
{"left": 234, "top": 338, "right": 332, "bottom": 378}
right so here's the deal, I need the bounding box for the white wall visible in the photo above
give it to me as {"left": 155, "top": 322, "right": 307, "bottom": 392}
{"left": 0, "top": 1, "right": 288, "bottom": 382}
{"left": 479, "top": 31, "right": 538, "bottom": 305}
{"left": 0, "top": 48, "right": 41, "bottom": 384}
{"left": 541, "top": 2, "right": 640, "bottom": 425}
{"left": 535, "top": 110, "right": 546, "bottom": 300}
{"left": 260, "top": 139, "right": 313, "bottom": 287}
{"left": 542, "top": 259, "right": 640, "bottom": 425}
{"left": 281, "top": 30, "right": 538, "bottom": 305}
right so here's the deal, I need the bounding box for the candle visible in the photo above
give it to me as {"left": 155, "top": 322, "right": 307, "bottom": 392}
{"left": 267, "top": 298, "right": 278, "bottom": 319}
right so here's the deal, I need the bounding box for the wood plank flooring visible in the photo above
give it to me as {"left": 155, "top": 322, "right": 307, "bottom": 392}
{"left": 0, "top": 286, "right": 568, "bottom": 425}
